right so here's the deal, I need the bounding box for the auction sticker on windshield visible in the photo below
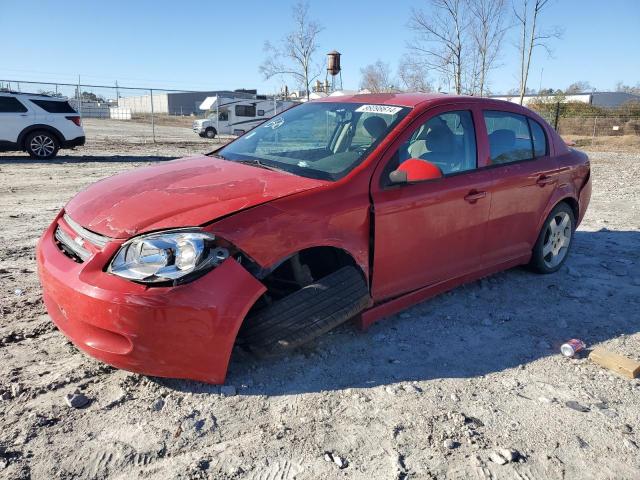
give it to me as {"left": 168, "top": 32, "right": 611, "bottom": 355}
{"left": 263, "top": 117, "right": 285, "bottom": 129}
{"left": 355, "top": 105, "right": 404, "bottom": 115}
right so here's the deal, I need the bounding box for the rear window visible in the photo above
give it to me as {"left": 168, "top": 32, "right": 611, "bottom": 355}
{"left": 30, "top": 99, "right": 77, "bottom": 114}
{"left": 0, "top": 96, "right": 28, "bottom": 113}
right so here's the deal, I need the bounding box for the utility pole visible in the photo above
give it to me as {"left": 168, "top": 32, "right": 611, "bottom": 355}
{"left": 150, "top": 88, "right": 156, "bottom": 143}
{"left": 77, "top": 75, "right": 82, "bottom": 117}
{"left": 539, "top": 68, "right": 544, "bottom": 93}
{"left": 115, "top": 80, "right": 120, "bottom": 103}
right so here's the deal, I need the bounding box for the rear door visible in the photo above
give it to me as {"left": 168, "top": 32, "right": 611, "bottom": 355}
{"left": 480, "top": 110, "right": 559, "bottom": 265}
{"left": 370, "top": 104, "right": 493, "bottom": 301}
{"left": 0, "top": 95, "right": 33, "bottom": 143}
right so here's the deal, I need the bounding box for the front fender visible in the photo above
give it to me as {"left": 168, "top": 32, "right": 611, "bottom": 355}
{"left": 210, "top": 189, "right": 372, "bottom": 280}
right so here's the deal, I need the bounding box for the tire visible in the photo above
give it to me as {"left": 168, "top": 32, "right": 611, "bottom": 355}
{"left": 25, "top": 130, "right": 59, "bottom": 159}
{"left": 205, "top": 127, "right": 217, "bottom": 139}
{"left": 530, "top": 202, "right": 575, "bottom": 274}
{"left": 238, "top": 266, "right": 370, "bottom": 356}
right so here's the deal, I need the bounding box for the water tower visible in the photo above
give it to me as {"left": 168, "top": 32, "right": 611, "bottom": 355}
{"left": 325, "top": 50, "right": 343, "bottom": 93}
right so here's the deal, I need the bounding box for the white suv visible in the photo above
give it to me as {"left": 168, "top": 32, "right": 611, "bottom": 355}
{"left": 0, "top": 91, "right": 86, "bottom": 159}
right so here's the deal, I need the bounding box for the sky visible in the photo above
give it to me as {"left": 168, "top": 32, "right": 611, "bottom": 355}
{"left": 1, "top": 0, "right": 639, "bottom": 96}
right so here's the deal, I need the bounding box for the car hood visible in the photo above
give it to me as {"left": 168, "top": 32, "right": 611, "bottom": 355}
{"left": 65, "top": 155, "right": 327, "bottom": 239}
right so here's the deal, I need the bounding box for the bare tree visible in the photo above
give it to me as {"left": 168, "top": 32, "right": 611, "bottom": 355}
{"left": 615, "top": 81, "right": 640, "bottom": 96}
{"left": 398, "top": 56, "right": 433, "bottom": 92}
{"left": 260, "top": 2, "right": 323, "bottom": 100}
{"left": 360, "top": 61, "right": 396, "bottom": 93}
{"left": 514, "top": 0, "right": 561, "bottom": 105}
{"left": 467, "top": 0, "right": 508, "bottom": 96}
{"left": 565, "top": 81, "right": 593, "bottom": 94}
{"left": 408, "top": 0, "right": 469, "bottom": 94}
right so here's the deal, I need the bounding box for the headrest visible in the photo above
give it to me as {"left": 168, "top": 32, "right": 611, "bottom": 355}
{"left": 363, "top": 116, "right": 388, "bottom": 139}
{"left": 489, "top": 129, "right": 516, "bottom": 149}
{"left": 419, "top": 125, "right": 454, "bottom": 154}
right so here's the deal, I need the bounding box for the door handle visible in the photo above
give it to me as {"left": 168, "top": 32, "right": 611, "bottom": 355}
{"left": 536, "top": 175, "right": 557, "bottom": 187}
{"left": 464, "top": 190, "right": 487, "bottom": 203}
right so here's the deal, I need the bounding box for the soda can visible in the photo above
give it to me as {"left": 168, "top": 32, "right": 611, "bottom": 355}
{"left": 560, "top": 339, "right": 586, "bottom": 357}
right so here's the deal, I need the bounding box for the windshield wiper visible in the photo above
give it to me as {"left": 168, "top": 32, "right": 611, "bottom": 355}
{"left": 234, "top": 159, "right": 286, "bottom": 173}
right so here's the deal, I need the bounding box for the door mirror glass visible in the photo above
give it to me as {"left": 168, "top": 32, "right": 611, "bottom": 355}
{"left": 389, "top": 158, "right": 443, "bottom": 184}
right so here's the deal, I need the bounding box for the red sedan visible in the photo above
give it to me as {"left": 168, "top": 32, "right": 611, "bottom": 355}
{"left": 37, "top": 93, "right": 591, "bottom": 384}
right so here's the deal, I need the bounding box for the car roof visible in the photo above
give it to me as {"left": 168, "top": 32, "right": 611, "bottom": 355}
{"left": 314, "top": 92, "right": 446, "bottom": 108}
{"left": 313, "top": 92, "right": 534, "bottom": 112}
{"left": 0, "top": 90, "right": 66, "bottom": 100}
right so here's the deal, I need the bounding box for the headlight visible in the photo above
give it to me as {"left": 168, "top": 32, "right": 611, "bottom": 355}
{"left": 108, "top": 229, "right": 229, "bottom": 284}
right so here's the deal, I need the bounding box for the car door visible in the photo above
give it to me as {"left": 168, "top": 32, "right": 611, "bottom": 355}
{"left": 0, "top": 95, "right": 33, "bottom": 144}
{"left": 480, "top": 110, "right": 560, "bottom": 265}
{"left": 370, "top": 104, "right": 493, "bottom": 301}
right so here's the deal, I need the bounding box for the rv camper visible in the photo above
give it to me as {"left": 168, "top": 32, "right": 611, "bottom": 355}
{"left": 193, "top": 95, "right": 296, "bottom": 138}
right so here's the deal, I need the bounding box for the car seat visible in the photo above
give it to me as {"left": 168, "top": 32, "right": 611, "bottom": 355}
{"left": 408, "top": 124, "right": 455, "bottom": 166}
{"left": 488, "top": 129, "right": 516, "bottom": 163}
{"left": 362, "top": 116, "right": 388, "bottom": 139}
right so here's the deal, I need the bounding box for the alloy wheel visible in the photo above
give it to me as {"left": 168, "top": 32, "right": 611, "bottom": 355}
{"left": 30, "top": 135, "right": 55, "bottom": 157}
{"left": 542, "top": 211, "right": 572, "bottom": 268}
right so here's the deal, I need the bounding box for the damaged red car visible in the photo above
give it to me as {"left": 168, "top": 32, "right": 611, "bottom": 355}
{"left": 37, "top": 93, "right": 592, "bottom": 383}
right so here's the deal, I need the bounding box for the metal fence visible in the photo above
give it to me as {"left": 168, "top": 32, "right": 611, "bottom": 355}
{"left": 0, "top": 79, "right": 259, "bottom": 145}
{"left": 2, "top": 79, "right": 639, "bottom": 150}
{"left": 532, "top": 102, "right": 640, "bottom": 143}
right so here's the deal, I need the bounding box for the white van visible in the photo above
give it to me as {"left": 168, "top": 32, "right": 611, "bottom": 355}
{"left": 193, "top": 96, "right": 296, "bottom": 138}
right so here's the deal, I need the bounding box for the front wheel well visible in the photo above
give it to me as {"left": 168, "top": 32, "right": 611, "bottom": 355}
{"left": 255, "top": 247, "right": 364, "bottom": 304}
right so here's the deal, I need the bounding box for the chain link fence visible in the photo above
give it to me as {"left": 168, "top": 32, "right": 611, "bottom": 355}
{"left": 3, "top": 79, "right": 639, "bottom": 152}
{"left": 531, "top": 101, "right": 640, "bottom": 148}
{"left": 0, "top": 79, "right": 249, "bottom": 146}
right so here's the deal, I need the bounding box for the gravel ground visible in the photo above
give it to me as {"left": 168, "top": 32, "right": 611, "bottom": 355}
{"left": 0, "top": 136, "right": 639, "bottom": 479}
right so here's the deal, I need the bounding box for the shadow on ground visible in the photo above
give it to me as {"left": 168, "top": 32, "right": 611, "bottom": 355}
{"left": 149, "top": 230, "right": 640, "bottom": 396}
{"left": 0, "top": 154, "right": 179, "bottom": 164}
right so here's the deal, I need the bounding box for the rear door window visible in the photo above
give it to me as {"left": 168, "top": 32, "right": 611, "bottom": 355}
{"left": 30, "top": 99, "right": 77, "bottom": 113}
{"left": 0, "top": 96, "right": 28, "bottom": 113}
{"left": 483, "top": 111, "right": 534, "bottom": 164}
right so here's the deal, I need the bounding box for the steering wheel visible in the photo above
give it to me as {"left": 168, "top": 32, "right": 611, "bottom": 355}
{"left": 353, "top": 145, "right": 369, "bottom": 155}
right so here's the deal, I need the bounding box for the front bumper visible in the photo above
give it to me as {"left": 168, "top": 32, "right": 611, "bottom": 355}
{"left": 37, "top": 213, "right": 266, "bottom": 384}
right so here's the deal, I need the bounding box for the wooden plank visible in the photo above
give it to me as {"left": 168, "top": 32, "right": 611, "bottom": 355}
{"left": 589, "top": 347, "right": 640, "bottom": 379}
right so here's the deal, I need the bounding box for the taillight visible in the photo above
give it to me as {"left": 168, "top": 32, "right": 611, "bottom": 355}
{"left": 66, "top": 116, "right": 82, "bottom": 126}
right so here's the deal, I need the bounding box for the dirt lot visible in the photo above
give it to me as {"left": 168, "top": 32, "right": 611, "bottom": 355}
{"left": 0, "top": 131, "right": 639, "bottom": 479}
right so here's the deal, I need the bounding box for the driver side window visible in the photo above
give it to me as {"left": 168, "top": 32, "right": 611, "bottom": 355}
{"left": 396, "top": 110, "right": 477, "bottom": 176}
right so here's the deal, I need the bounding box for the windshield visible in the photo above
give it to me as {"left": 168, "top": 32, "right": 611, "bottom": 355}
{"left": 215, "top": 102, "right": 409, "bottom": 181}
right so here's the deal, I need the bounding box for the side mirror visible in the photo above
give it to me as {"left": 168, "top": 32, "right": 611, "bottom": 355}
{"left": 389, "top": 158, "right": 443, "bottom": 184}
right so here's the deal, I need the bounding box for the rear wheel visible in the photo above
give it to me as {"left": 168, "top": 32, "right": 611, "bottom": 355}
{"left": 25, "top": 131, "right": 59, "bottom": 159}
{"left": 205, "top": 127, "right": 217, "bottom": 139}
{"left": 238, "top": 266, "right": 370, "bottom": 356}
{"left": 530, "top": 202, "right": 575, "bottom": 274}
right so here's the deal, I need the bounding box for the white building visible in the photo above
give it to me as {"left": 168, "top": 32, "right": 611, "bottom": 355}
{"left": 491, "top": 92, "right": 640, "bottom": 108}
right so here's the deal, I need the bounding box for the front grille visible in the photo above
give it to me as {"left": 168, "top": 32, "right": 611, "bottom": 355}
{"left": 63, "top": 214, "right": 109, "bottom": 248}
{"left": 54, "top": 214, "right": 111, "bottom": 262}
{"left": 55, "top": 227, "right": 90, "bottom": 262}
